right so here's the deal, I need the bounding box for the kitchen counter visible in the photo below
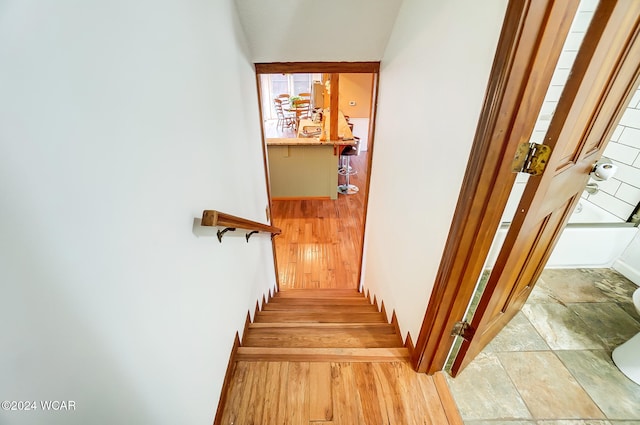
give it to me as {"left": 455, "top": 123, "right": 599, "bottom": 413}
{"left": 266, "top": 112, "right": 354, "bottom": 200}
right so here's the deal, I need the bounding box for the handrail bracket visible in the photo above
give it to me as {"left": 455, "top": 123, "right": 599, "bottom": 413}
{"left": 217, "top": 227, "right": 236, "bottom": 243}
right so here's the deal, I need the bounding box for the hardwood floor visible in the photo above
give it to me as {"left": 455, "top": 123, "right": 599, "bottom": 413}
{"left": 228, "top": 123, "right": 464, "bottom": 424}
{"left": 272, "top": 151, "right": 369, "bottom": 290}
{"left": 218, "top": 289, "right": 463, "bottom": 425}
{"left": 220, "top": 360, "right": 460, "bottom": 425}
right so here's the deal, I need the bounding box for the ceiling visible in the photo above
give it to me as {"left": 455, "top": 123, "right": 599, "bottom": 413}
{"left": 233, "top": 0, "right": 404, "bottom": 63}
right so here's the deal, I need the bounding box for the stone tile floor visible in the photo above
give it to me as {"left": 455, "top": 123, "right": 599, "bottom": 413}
{"left": 445, "top": 268, "right": 640, "bottom": 425}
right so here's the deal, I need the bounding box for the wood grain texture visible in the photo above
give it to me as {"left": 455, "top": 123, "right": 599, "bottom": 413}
{"left": 201, "top": 210, "right": 281, "bottom": 235}
{"left": 414, "top": 0, "right": 582, "bottom": 374}
{"left": 212, "top": 333, "right": 241, "bottom": 425}
{"left": 220, "top": 361, "right": 460, "bottom": 424}
{"left": 309, "top": 362, "right": 333, "bottom": 421}
{"left": 218, "top": 288, "right": 463, "bottom": 424}
{"left": 272, "top": 152, "right": 368, "bottom": 290}
{"left": 255, "top": 62, "right": 380, "bottom": 74}
{"left": 433, "top": 371, "right": 465, "bottom": 425}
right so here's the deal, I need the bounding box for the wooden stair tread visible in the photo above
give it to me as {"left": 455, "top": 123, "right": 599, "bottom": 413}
{"left": 244, "top": 326, "right": 403, "bottom": 348}
{"left": 235, "top": 347, "right": 410, "bottom": 362}
{"left": 267, "top": 297, "right": 374, "bottom": 305}
{"left": 248, "top": 322, "right": 396, "bottom": 329}
{"left": 253, "top": 311, "right": 387, "bottom": 323}
{"left": 262, "top": 303, "right": 378, "bottom": 312}
{"left": 246, "top": 324, "right": 398, "bottom": 335}
{"left": 274, "top": 289, "right": 364, "bottom": 298}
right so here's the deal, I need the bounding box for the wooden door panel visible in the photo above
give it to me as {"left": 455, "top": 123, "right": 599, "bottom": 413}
{"left": 450, "top": 0, "right": 640, "bottom": 376}
{"left": 504, "top": 197, "right": 576, "bottom": 308}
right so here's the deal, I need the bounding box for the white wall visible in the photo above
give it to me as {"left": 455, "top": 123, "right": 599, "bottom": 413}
{"left": 614, "top": 229, "right": 640, "bottom": 286}
{"left": 234, "top": 0, "right": 403, "bottom": 62}
{"left": 0, "top": 1, "right": 274, "bottom": 424}
{"left": 362, "top": 0, "right": 508, "bottom": 341}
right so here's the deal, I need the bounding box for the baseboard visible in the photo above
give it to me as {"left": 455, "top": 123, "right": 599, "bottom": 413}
{"left": 213, "top": 332, "right": 241, "bottom": 425}
{"left": 404, "top": 331, "right": 415, "bottom": 358}
{"left": 271, "top": 196, "right": 331, "bottom": 201}
{"left": 241, "top": 312, "right": 251, "bottom": 346}
{"left": 613, "top": 258, "right": 640, "bottom": 286}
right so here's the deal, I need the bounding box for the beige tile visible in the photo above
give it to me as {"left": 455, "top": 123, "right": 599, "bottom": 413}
{"left": 568, "top": 303, "right": 640, "bottom": 351}
{"left": 523, "top": 303, "right": 605, "bottom": 350}
{"left": 556, "top": 350, "right": 640, "bottom": 420}
{"left": 591, "top": 269, "right": 639, "bottom": 304}
{"left": 539, "top": 269, "right": 612, "bottom": 303}
{"left": 465, "top": 421, "right": 536, "bottom": 425}
{"left": 528, "top": 277, "right": 564, "bottom": 304}
{"left": 536, "top": 421, "right": 612, "bottom": 425}
{"left": 497, "top": 351, "right": 605, "bottom": 420}
{"left": 446, "top": 352, "right": 532, "bottom": 421}
{"left": 484, "top": 311, "right": 549, "bottom": 353}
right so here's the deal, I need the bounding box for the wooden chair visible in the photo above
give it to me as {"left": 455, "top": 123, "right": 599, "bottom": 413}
{"left": 274, "top": 98, "right": 295, "bottom": 130}
{"left": 277, "top": 93, "right": 291, "bottom": 107}
{"left": 297, "top": 92, "right": 311, "bottom": 100}
{"left": 292, "top": 98, "right": 311, "bottom": 120}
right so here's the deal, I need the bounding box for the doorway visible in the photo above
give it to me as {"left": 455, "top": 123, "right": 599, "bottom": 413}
{"left": 255, "top": 63, "right": 380, "bottom": 290}
{"left": 412, "top": 0, "right": 640, "bottom": 375}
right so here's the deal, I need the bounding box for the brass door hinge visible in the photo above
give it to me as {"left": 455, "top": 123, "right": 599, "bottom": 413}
{"left": 512, "top": 142, "right": 552, "bottom": 175}
{"left": 450, "top": 321, "right": 475, "bottom": 342}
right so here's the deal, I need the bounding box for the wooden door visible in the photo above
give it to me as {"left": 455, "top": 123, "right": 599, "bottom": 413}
{"left": 451, "top": 0, "right": 640, "bottom": 375}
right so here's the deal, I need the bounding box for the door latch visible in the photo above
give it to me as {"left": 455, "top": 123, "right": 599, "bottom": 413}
{"left": 450, "top": 321, "right": 475, "bottom": 341}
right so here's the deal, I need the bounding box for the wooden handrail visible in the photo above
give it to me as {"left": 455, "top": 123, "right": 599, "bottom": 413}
{"left": 202, "top": 210, "right": 281, "bottom": 242}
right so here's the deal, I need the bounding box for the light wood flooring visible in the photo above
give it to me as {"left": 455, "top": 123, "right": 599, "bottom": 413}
{"left": 220, "top": 360, "right": 460, "bottom": 425}
{"left": 219, "top": 122, "right": 463, "bottom": 424}
{"left": 218, "top": 289, "right": 463, "bottom": 425}
{"left": 271, "top": 151, "right": 369, "bottom": 290}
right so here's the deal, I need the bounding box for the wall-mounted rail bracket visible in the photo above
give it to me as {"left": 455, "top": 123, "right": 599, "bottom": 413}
{"left": 202, "top": 210, "right": 281, "bottom": 243}
{"left": 217, "top": 227, "right": 236, "bottom": 243}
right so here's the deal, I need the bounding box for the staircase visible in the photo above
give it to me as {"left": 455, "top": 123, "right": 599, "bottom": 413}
{"left": 236, "top": 288, "right": 410, "bottom": 362}
{"left": 217, "top": 288, "right": 464, "bottom": 425}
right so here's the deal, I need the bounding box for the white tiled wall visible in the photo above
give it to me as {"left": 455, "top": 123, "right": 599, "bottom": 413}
{"left": 531, "top": 0, "right": 640, "bottom": 223}
{"left": 587, "top": 88, "right": 640, "bottom": 222}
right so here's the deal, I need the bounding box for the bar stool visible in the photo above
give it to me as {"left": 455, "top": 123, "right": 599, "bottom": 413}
{"left": 338, "top": 137, "right": 360, "bottom": 195}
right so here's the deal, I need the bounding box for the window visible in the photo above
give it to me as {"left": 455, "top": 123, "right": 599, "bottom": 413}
{"left": 260, "top": 73, "right": 319, "bottom": 120}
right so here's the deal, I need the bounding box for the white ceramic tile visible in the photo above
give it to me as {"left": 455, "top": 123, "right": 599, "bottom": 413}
{"left": 578, "top": 0, "right": 600, "bottom": 13}
{"left": 603, "top": 142, "right": 640, "bottom": 165}
{"left": 629, "top": 88, "right": 640, "bottom": 109}
{"left": 616, "top": 183, "right": 640, "bottom": 206}
{"left": 562, "top": 31, "right": 586, "bottom": 52}
{"left": 612, "top": 162, "right": 640, "bottom": 190}
{"left": 557, "top": 50, "right": 578, "bottom": 69}
{"left": 611, "top": 125, "right": 624, "bottom": 142}
{"left": 618, "top": 126, "right": 640, "bottom": 148}
{"left": 590, "top": 177, "right": 621, "bottom": 197}
{"left": 570, "top": 11, "right": 595, "bottom": 33}
{"left": 545, "top": 85, "right": 565, "bottom": 103}
{"left": 589, "top": 191, "right": 635, "bottom": 221}
{"left": 619, "top": 109, "right": 640, "bottom": 130}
